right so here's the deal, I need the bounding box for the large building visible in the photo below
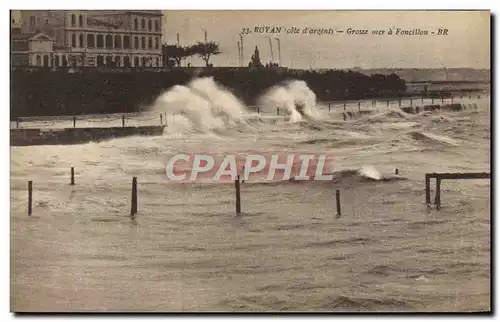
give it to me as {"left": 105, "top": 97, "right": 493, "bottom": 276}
{"left": 11, "top": 10, "right": 163, "bottom": 68}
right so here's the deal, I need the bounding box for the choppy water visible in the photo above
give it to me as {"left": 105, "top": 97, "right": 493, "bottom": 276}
{"left": 10, "top": 86, "right": 490, "bottom": 312}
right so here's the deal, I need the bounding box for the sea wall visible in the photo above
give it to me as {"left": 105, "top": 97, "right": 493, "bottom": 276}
{"left": 10, "top": 126, "right": 165, "bottom": 146}
{"left": 10, "top": 68, "right": 408, "bottom": 117}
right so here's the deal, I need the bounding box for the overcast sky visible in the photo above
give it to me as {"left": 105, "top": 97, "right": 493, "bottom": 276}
{"left": 162, "top": 10, "right": 490, "bottom": 69}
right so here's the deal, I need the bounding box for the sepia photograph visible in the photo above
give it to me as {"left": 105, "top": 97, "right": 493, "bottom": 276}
{"left": 9, "top": 9, "right": 491, "bottom": 313}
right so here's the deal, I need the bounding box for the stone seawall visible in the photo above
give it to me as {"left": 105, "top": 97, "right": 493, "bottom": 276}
{"left": 10, "top": 126, "right": 165, "bottom": 147}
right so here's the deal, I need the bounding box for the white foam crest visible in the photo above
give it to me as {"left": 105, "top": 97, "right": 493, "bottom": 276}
{"left": 150, "top": 77, "right": 249, "bottom": 133}
{"left": 258, "top": 79, "right": 320, "bottom": 123}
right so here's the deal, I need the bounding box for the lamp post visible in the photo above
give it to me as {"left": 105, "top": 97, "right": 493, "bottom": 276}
{"left": 274, "top": 37, "right": 281, "bottom": 66}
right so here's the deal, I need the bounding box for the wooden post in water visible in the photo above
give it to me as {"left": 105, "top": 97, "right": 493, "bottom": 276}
{"left": 328, "top": 103, "right": 331, "bottom": 111}
{"left": 277, "top": 107, "right": 279, "bottom": 116}
{"left": 235, "top": 175, "right": 241, "bottom": 215}
{"left": 386, "top": 100, "right": 389, "bottom": 107}
{"left": 425, "top": 174, "right": 431, "bottom": 207}
{"left": 435, "top": 178, "right": 441, "bottom": 210}
{"left": 257, "top": 107, "right": 260, "bottom": 114}
{"left": 431, "top": 97, "right": 434, "bottom": 104}
{"left": 73, "top": 116, "right": 76, "bottom": 128}
{"left": 16, "top": 118, "right": 20, "bottom": 129}
{"left": 343, "top": 102, "right": 346, "bottom": 111}
{"left": 410, "top": 98, "right": 413, "bottom": 106}
{"left": 395, "top": 168, "right": 399, "bottom": 175}
{"left": 122, "top": 115, "right": 125, "bottom": 127}
{"left": 451, "top": 96, "right": 454, "bottom": 103}
{"left": 421, "top": 97, "right": 424, "bottom": 104}
{"left": 398, "top": 99, "right": 401, "bottom": 107}
{"left": 441, "top": 96, "right": 444, "bottom": 103}
{"left": 28, "top": 181, "right": 33, "bottom": 216}
{"left": 335, "top": 189, "right": 341, "bottom": 218}
{"left": 70, "top": 167, "right": 75, "bottom": 185}
{"left": 160, "top": 113, "right": 163, "bottom": 125}
{"left": 131, "top": 177, "right": 137, "bottom": 219}
{"left": 358, "top": 101, "right": 360, "bottom": 112}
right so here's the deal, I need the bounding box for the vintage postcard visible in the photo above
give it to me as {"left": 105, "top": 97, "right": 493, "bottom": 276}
{"left": 10, "top": 10, "right": 491, "bottom": 312}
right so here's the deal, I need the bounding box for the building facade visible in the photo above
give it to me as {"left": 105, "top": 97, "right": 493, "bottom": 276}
{"left": 12, "top": 10, "right": 163, "bottom": 68}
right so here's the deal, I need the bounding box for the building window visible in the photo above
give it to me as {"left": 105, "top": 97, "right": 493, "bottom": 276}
{"left": 79, "top": 34, "right": 84, "bottom": 47}
{"left": 148, "top": 19, "right": 152, "bottom": 31}
{"left": 134, "top": 56, "right": 139, "bottom": 67}
{"left": 79, "top": 15, "right": 83, "bottom": 27}
{"left": 87, "top": 34, "right": 95, "bottom": 48}
{"left": 29, "top": 16, "right": 36, "bottom": 26}
{"left": 134, "top": 18, "right": 138, "bottom": 30}
{"left": 55, "top": 55, "right": 60, "bottom": 67}
{"left": 124, "top": 56, "right": 131, "bottom": 67}
{"left": 134, "top": 36, "right": 139, "bottom": 49}
{"left": 156, "top": 57, "right": 159, "bottom": 67}
{"left": 44, "top": 18, "right": 49, "bottom": 25}
{"left": 105, "top": 35, "right": 113, "bottom": 49}
{"left": 148, "top": 37, "right": 152, "bottom": 49}
{"left": 141, "top": 19, "right": 145, "bottom": 30}
{"left": 43, "top": 55, "right": 49, "bottom": 67}
{"left": 36, "top": 55, "right": 41, "bottom": 66}
{"left": 155, "top": 37, "right": 159, "bottom": 50}
{"left": 72, "top": 34, "right": 77, "bottom": 47}
{"left": 114, "top": 35, "right": 122, "bottom": 49}
{"left": 115, "top": 56, "right": 122, "bottom": 67}
{"left": 155, "top": 20, "right": 159, "bottom": 31}
{"left": 71, "top": 14, "right": 76, "bottom": 26}
{"left": 96, "top": 34, "right": 104, "bottom": 48}
{"left": 141, "top": 37, "right": 145, "bottom": 49}
{"left": 142, "top": 56, "right": 147, "bottom": 67}
{"left": 123, "top": 35, "right": 130, "bottom": 49}
{"left": 97, "top": 55, "right": 104, "bottom": 67}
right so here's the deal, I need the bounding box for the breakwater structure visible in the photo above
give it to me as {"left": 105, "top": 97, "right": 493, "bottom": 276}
{"left": 10, "top": 125, "right": 165, "bottom": 147}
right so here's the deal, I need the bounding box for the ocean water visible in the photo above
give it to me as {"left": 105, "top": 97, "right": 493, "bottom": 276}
{"left": 10, "top": 79, "right": 491, "bottom": 312}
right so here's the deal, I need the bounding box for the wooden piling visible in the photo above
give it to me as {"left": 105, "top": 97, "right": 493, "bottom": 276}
{"left": 343, "top": 102, "right": 346, "bottom": 110}
{"left": 451, "top": 96, "right": 454, "bottom": 103}
{"left": 28, "top": 181, "right": 33, "bottom": 216}
{"left": 235, "top": 175, "right": 241, "bottom": 215}
{"left": 435, "top": 178, "right": 441, "bottom": 210}
{"left": 441, "top": 96, "right": 444, "bottom": 103}
{"left": 73, "top": 116, "right": 76, "bottom": 128}
{"left": 122, "top": 114, "right": 125, "bottom": 127}
{"left": 398, "top": 99, "right": 401, "bottom": 107}
{"left": 410, "top": 98, "right": 413, "bottom": 106}
{"left": 131, "top": 177, "right": 137, "bottom": 218}
{"left": 358, "top": 101, "right": 360, "bottom": 111}
{"left": 257, "top": 107, "right": 260, "bottom": 114}
{"left": 335, "top": 189, "right": 341, "bottom": 218}
{"left": 431, "top": 97, "right": 434, "bottom": 104}
{"left": 160, "top": 113, "right": 163, "bottom": 125}
{"left": 70, "top": 167, "right": 75, "bottom": 185}
{"left": 425, "top": 174, "right": 431, "bottom": 207}
{"left": 328, "top": 103, "right": 331, "bottom": 111}
{"left": 395, "top": 168, "right": 399, "bottom": 175}
{"left": 277, "top": 107, "right": 279, "bottom": 116}
{"left": 387, "top": 100, "right": 389, "bottom": 107}
{"left": 16, "top": 118, "right": 19, "bottom": 129}
{"left": 421, "top": 97, "right": 424, "bottom": 104}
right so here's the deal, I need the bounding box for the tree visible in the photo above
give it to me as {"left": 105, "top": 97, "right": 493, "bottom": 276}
{"left": 162, "top": 44, "right": 196, "bottom": 67}
{"left": 193, "top": 41, "right": 221, "bottom": 67}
